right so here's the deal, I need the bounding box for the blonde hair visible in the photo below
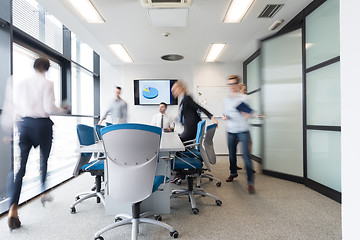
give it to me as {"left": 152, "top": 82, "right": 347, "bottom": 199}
{"left": 228, "top": 75, "right": 240, "bottom": 83}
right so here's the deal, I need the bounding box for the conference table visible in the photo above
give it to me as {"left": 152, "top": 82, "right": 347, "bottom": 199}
{"left": 78, "top": 131, "right": 185, "bottom": 215}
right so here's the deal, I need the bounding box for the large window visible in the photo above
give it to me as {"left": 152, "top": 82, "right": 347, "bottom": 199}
{"left": 13, "top": 0, "right": 63, "bottom": 54}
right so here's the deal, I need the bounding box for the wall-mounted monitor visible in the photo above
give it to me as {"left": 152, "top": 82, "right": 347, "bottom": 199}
{"left": 134, "top": 79, "right": 178, "bottom": 105}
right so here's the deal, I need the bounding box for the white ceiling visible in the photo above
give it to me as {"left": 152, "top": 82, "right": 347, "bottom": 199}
{"left": 36, "top": 0, "right": 313, "bottom": 65}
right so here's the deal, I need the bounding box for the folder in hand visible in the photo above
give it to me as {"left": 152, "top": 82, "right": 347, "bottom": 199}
{"left": 236, "top": 102, "right": 253, "bottom": 114}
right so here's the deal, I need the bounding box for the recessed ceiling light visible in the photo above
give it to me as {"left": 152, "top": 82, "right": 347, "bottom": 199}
{"left": 205, "top": 43, "right": 226, "bottom": 62}
{"left": 224, "top": 0, "right": 255, "bottom": 23}
{"left": 68, "top": 0, "right": 105, "bottom": 23}
{"left": 108, "top": 44, "right": 134, "bottom": 63}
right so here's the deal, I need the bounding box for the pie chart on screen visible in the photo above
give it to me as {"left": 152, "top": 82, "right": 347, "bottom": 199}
{"left": 142, "top": 87, "right": 159, "bottom": 99}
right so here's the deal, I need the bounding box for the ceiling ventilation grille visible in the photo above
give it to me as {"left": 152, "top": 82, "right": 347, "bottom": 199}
{"left": 258, "top": 4, "right": 283, "bottom": 18}
{"left": 140, "top": 0, "right": 192, "bottom": 8}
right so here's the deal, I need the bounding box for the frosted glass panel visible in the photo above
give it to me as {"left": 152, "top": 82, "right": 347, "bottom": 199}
{"left": 248, "top": 92, "right": 262, "bottom": 125}
{"left": 262, "top": 29, "right": 303, "bottom": 177}
{"left": 307, "top": 62, "right": 340, "bottom": 126}
{"left": 247, "top": 56, "right": 260, "bottom": 92}
{"left": 249, "top": 126, "right": 261, "bottom": 158}
{"left": 307, "top": 130, "right": 341, "bottom": 192}
{"left": 306, "top": 0, "right": 339, "bottom": 68}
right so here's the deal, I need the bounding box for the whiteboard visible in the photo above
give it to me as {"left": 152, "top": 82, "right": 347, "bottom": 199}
{"left": 196, "top": 86, "right": 229, "bottom": 117}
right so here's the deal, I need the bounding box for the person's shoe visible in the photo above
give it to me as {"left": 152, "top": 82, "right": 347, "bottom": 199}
{"left": 237, "top": 166, "right": 242, "bottom": 170}
{"left": 170, "top": 176, "right": 181, "bottom": 184}
{"left": 8, "top": 216, "right": 21, "bottom": 230}
{"left": 226, "top": 174, "right": 238, "bottom": 182}
{"left": 41, "top": 193, "right": 53, "bottom": 207}
{"left": 248, "top": 185, "right": 255, "bottom": 194}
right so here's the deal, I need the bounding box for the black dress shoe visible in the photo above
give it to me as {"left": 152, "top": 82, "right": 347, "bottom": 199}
{"left": 226, "top": 174, "right": 238, "bottom": 182}
{"left": 8, "top": 216, "right": 21, "bottom": 230}
{"left": 237, "top": 166, "right": 242, "bottom": 170}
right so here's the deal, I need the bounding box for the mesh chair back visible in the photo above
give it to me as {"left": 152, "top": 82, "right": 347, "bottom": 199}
{"left": 101, "top": 123, "right": 162, "bottom": 203}
{"left": 203, "top": 124, "right": 217, "bottom": 165}
{"left": 194, "top": 120, "right": 206, "bottom": 151}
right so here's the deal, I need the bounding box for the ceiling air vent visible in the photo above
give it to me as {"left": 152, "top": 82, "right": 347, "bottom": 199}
{"left": 140, "top": 0, "right": 192, "bottom": 8}
{"left": 258, "top": 4, "right": 284, "bottom": 18}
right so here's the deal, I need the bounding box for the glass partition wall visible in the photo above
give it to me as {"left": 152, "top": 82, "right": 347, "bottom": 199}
{"left": 244, "top": 0, "right": 341, "bottom": 201}
{"left": 304, "top": 0, "right": 341, "bottom": 197}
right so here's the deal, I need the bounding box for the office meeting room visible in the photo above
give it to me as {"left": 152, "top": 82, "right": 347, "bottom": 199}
{"left": 0, "top": 0, "right": 358, "bottom": 239}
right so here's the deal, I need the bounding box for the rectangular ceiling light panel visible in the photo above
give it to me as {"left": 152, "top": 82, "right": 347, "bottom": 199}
{"left": 109, "top": 44, "right": 134, "bottom": 63}
{"left": 68, "top": 0, "right": 105, "bottom": 23}
{"left": 224, "top": 0, "right": 255, "bottom": 23}
{"left": 205, "top": 43, "right": 226, "bottom": 62}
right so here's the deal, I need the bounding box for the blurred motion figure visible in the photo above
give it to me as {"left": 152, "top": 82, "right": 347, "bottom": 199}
{"left": 1, "top": 57, "right": 68, "bottom": 230}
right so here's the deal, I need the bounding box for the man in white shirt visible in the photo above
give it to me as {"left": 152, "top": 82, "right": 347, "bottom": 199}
{"left": 151, "top": 102, "right": 174, "bottom": 131}
{"left": 1, "top": 57, "right": 68, "bottom": 230}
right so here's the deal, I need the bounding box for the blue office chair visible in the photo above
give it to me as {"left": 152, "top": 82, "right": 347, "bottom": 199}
{"left": 181, "top": 120, "right": 206, "bottom": 159}
{"left": 171, "top": 121, "right": 222, "bottom": 215}
{"left": 105, "top": 122, "right": 113, "bottom": 126}
{"left": 94, "top": 123, "right": 178, "bottom": 240}
{"left": 196, "top": 124, "right": 221, "bottom": 188}
{"left": 70, "top": 124, "right": 105, "bottom": 214}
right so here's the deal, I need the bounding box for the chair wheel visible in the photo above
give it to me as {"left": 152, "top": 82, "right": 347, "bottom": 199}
{"left": 209, "top": 178, "right": 213, "bottom": 181}
{"left": 95, "top": 236, "right": 104, "bottom": 240}
{"left": 155, "top": 215, "right": 162, "bottom": 221}
{"left": 176, "top": 179, "right": 182, "bottom": 185}
{"left": 216, "top": 182, "right": 221, "bottom": 187}
{"left": 170, "top": 230, "right": 179, "bottom": 238}
{"left": 192, "top": 208, "right": 199, "bottom": 215}
{"left": 115, "top": 217, "right": 122, "bottom": 222}
{"left": 216, "top": 200, "right": 222, "bottom": 206}
{"left": 70, "top": 207, "right": 76, "bottom": 214}
{"left": 75, "top": 196, "right": 80, "bottom": 201}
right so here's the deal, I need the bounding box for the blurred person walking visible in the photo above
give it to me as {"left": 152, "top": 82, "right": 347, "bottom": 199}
{"left": 1, "top": 57, "right": 68, "bottom": 230}
{"left": 223, "top": 75, "right": 255, "bottom": 193}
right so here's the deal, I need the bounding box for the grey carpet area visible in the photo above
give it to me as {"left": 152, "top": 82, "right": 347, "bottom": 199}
{"left": 0, "top": 156, "right": 341, "bottom": 240}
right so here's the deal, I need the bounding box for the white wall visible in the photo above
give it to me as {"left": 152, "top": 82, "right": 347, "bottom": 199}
{"left": 100, "top": 60, "right": 242, "bottom": 154}
{"left": 340, "top": 1, "right": 360, "bottom": 238}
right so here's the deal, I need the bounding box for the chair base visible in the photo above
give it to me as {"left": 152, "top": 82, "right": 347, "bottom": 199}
{"left": 171, "top": 176, "right": 222, "bottom": 214}
{"left": 70, "top": 175, "right": 105, "bottom": 214}
{"left": 94, "top": 203, "right": 178, "bottom": 240}
{"left": 197, "top": 173, "right": 222, "bottom": 188}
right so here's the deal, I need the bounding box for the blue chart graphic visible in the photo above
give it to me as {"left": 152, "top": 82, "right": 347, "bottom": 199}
{"left": 142, "top": 87, "right": 159, "bottom": 99}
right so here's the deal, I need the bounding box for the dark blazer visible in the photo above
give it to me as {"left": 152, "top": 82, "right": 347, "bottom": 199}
{"left": 179, "top": 95, "right": 213, "bottom": 142}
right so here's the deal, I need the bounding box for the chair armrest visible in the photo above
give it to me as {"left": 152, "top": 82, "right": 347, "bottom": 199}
{"left": 183, "top": 139, "right": 195, "bottom": 145}
{"left": 185, "top": 143, "right": 199, "bottom": 149}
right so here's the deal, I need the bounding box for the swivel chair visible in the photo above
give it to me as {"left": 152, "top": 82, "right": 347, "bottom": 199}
{"left": 94, "top": 123, "right": 178, "bottom": 240}
{"left": 70, "top": 124, "right": 105, "bottom": 214}
{"left": 171, "top": 121, "right": 222, "bottom": 215}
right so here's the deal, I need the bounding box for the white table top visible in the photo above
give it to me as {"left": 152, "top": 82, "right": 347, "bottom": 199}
{"left": 77, "top": 131, "right": 184, "bottom": 153}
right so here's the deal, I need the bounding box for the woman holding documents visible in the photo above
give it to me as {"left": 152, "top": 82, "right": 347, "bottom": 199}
{"left": 223, "top": 75, "right": 255, "bottom": 194}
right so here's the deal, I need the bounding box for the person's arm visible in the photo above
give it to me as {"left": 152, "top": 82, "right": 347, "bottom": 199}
{"left": 43, "top": 81, "right": 67, "bottom": 115}
{"left": 187, "top": 96, "right": 218, "bottom": 125}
